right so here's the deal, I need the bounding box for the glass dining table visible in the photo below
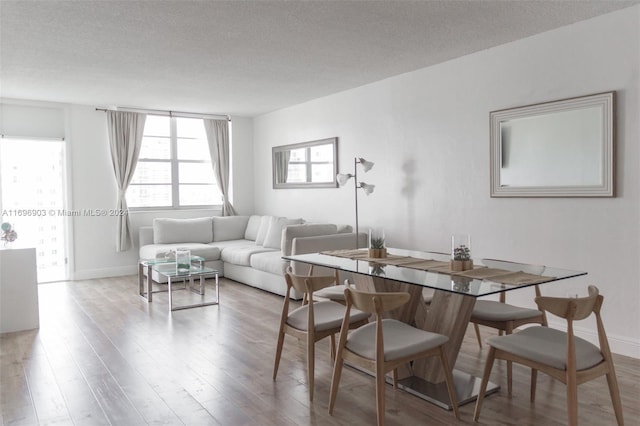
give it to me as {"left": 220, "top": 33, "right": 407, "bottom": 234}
{"left": 283, "top": 248, "right": 587, "bottom": 410}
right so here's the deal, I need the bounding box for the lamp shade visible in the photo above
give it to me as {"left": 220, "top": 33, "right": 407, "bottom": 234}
{"left": 358, "top": 158, "right": 374, "bottom": 172}
{"left": 360, "top": 182, "right": 375, "bottom": 195}
{"left": 336, "top": 173, "right": 353, "bottom": 186}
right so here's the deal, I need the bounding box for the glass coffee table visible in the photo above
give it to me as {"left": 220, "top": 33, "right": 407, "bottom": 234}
{"left": 138, "top": 255, "right": 219, "bottom": 311}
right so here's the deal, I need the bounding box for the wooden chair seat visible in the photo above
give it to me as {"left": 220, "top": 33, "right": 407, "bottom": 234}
{"left": 346, "top": 318, "right": 449, "bottom": 361}
{"left": 286, "top": 300, "right": 369, "bottom": 332}
{"left": 488, "top": 326, "right": 604, "bottom": 370}
{"left": 472, "top": 299, "right": 545, "bottom": 322}
{"left": 314, "top": 283, "right": 351, "bottom": 302}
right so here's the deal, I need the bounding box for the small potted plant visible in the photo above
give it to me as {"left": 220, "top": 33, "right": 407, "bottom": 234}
{"left": 450, "top": 234, "right": 473, "bottom": 271}
{"left": 368, "top": 228, "right": 387, "bottom": 258}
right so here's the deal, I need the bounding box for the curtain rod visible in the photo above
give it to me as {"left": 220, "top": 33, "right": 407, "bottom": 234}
{"left": 1, "top": 134, "right": 65, "bottom": 141}
{"left": 95, "top": 106, "right": 230, "bottom": 121}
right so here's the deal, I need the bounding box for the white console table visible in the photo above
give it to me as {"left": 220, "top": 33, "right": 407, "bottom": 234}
{"left": 0, "top": 247, "right": 39, "bottom": 333}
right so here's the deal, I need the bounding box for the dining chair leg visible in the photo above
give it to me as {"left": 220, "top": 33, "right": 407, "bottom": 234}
{"left": 330, "top": 334, "right": 336, "bottom": 360}
{"left": 474, "top": 346, "right": 497, "bottom": 422}
{"left": 566, "top": 370, "right": 578, "bottom": 426}
{"left": 375, "top": 361, "right": 386, "bottom": 426}
{"left": 392, "top": 369, "right": 398, "bottom": 389}
{"left": 474, "top": 323, "right": 482, "bottom": 348}
{"left": 328, "top": 356, "right": 344, "bottom": 415}
{"left": 273, "top": 329, "right": 286, "bottom": 381}
{"left": 439, "top": 346, "right": 460, "bottom": 420}
{"left": 530, "top": 368, "right": 538, "bottom": 402}
{"left": 605, "top": 370, "right": 624, "bottom": 425}
{"left": 308, "top": 336, "right": 315, "bottom": 401}
{"left": 506, "top": 323, "right": 514, "bottom": 396}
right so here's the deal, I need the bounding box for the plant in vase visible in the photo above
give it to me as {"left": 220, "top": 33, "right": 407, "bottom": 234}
{"left": 368, "top": 228, "right": 387, "bottom": 258}
{"left": 450, "top": 237, "right": 473, "bottom": 271}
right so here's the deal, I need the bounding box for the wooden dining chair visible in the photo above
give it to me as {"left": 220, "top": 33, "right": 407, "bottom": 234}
{"left": 273, "top": 267, "right": 370, "bottom": 401}
{"left": 328, "top": 288, "right": 460, "bottom": 426}
{"left": 474, "top": 285, "right": 624, "bottom": 426}
{"left": 470, "top": 285, "right": 547, "bottom": 394}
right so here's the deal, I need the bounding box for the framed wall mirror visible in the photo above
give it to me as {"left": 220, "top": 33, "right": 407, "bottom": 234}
{"left": 490, "top": 91, "right": 615, "bottom": 197}
{"left": 272, "top": 137, "right": 338, "bottom": 189}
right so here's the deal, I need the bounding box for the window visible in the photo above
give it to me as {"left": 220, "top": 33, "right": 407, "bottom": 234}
{"left": 127, "top": 115, "right": 221, "bottom": 209}
{"left": 286, "top": 144, "right": 335, "bottom": 183}
{"left": 1, "top": 137, "right": 68, "bottom": 282}
{"left": 272, "top": 137, "right": 338, "bottom": 188}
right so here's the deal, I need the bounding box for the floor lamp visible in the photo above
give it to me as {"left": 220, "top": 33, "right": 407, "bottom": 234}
{"left": 337, "top": 157, "right": 375, "bottom": 249}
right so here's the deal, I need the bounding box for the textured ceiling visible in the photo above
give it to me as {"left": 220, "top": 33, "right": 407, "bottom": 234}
{"left": 1, "top": 0, "right": 637, "bottom": 117}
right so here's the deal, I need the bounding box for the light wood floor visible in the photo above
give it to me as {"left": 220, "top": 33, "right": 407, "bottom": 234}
{"left": 1, "top": 276, "right": 638, "bottom": 425}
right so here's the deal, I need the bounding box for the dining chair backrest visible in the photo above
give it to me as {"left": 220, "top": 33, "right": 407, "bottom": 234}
{"left": 535, "top": 285, "right": 599, "bottom": 321}
{"left": 284, "top": 266, "right": 339, "bottom": 303}
{"left": 346, "top": 289, "right": 410, "bottom": 316}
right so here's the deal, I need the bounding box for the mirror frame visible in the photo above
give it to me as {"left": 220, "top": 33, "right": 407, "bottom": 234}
{"left": 272, "top": 137, "right": 338, "bottom": 189}
{"left": 490, "top": 91, "right": 615, "bottom": 197}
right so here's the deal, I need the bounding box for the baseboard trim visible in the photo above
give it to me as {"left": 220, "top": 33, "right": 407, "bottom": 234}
{"left": 72, "top": 265, "right": 137, "bottom": 281}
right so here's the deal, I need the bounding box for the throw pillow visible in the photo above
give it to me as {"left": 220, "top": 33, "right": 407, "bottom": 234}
{"left": 244, "top": 215, "right": 263, "bottom": 241}
{"left": 255, "top": 216, "right": 275, "bottom": 246}
{"left": 153, "top": 217, "right": 213, "bottom": 244}
{"left": 263, "top": 217, "right": 304, "bottom": 249}
{"left": 213, "top": 216, "right": 250, "bottom": 242}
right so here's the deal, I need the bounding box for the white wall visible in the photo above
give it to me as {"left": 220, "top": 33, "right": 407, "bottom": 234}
{"left": 253, "top": 7, "right": 640, "bottom": 358}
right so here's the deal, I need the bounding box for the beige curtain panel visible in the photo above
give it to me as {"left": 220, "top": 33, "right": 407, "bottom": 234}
{"left": 107, "top": 110, "right": 146, "bottom": 252}
{"left": 204, "top": 119, "right": 236, "bottom": 216}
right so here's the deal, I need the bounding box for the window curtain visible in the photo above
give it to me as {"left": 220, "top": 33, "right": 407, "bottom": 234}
{"left": 106, "top": 111, "right": 146, "bottom": 252}
{"left": 204, "top": 119, "right": 236, "bottom": 216}
{"left": 275, "top": 150, "right": 290, "bottom": 184}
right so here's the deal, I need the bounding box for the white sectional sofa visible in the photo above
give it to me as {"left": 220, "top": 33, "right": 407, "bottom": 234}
{"left": 138, "top": 215, "right": 365, "bottom": 298}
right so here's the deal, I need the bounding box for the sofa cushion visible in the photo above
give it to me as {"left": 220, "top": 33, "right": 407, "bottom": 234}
{"left": 255, "top": 216, "right": 275, "bottom": 246}
{"left": 249, "top": 251, "right": 288, "bottom": 276}
{"left": 210, "top": 239, "right": 255, "bottom": 250}
{"left": 221, "top": 245, "right": 278, "bottom": 266}
{"left": 264, "top": 217, "right": 304, "bottom": 249}
{"left": 139, "top": 243, "right": 221, "bottom": 261}
{"left": 153, "top": 217, "right": 213, "bottom": 244}
{"left": 213, "top": 216, "right": 250, "bottom": 242}
{"left": 244, "top": 215, "right": 263, "bottom": 241}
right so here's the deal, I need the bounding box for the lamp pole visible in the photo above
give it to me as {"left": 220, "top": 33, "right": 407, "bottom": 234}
{"left": 337, "top": 157, "right": 374, "bottom": 250}
{"left": 353, "top": 157, "right": 360, "bottom": 248}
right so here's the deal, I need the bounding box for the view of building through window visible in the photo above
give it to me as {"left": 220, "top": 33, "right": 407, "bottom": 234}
{"left": 0, "top": 138, "right": 67, "bottom": 282}
{"left": 128, "top": 115, "right": 221, "bottom": 208}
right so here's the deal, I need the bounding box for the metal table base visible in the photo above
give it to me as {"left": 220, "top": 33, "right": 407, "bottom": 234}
{"left": 397, "top": 370, "right": 499, "bottom": 410}
{"left": 167, "top": 273, "right": 219, "bottom": 311}
{"left": 138, "top": 258, "right": 219, "bottom": 312}
{"left": 346, "top": 364, "right": 499, "bottom": 410}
